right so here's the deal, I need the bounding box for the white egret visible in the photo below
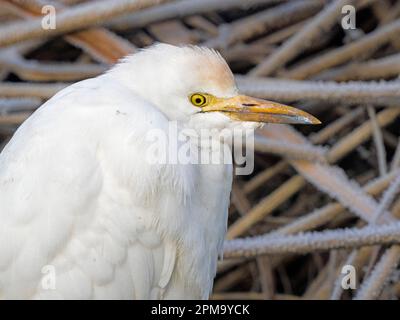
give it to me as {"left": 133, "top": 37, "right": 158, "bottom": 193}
{"left": 0, "top": 44, "right": 319, "bottom": 299}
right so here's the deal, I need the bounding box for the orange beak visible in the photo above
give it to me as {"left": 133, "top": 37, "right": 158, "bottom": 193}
{"left": 201, "top": 95, "right": 321, "bottom": 125}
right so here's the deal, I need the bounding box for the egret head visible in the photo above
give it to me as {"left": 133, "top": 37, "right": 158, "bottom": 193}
{"left": 110, "top": 43, "right": 320, "bottom": 130}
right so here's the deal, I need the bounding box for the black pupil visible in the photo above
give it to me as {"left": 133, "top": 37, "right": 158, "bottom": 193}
{"left": 195, "top": 97, "right": 202, "bottom": 104}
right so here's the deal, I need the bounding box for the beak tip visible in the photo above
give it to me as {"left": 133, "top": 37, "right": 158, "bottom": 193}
{"left": 311, "top": 118, "right": 322, "bottom": 125}
{"left": 302, "top": 114, "right": 321, "bottom": 125}
{"left": 297, "top": 115, "right": 321, "bottom": 125}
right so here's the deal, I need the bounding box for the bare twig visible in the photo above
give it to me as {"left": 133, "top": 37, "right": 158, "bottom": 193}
{"left": 273, "top": 171, "right": 399, "bottom": 236}
{"left": 315, "top": 53, "right": 400, "bottom": 81}
{"left": 254, "top": 134, "right": 327, "bottom": 162}
{"left": 391, "top": 140, "right": 400, "bottom": 171}
{"left": 367, "top": 106, "right": 387, "bottom": 176}
{"left": 0, "top": 55, "right": 106, "bottom": 81}
{"left": 284, "top": 19, "right": 400, "bottom": 79}
{"left": 224, "top": 222, "right": 400, "bottom": 258}
{"left": 237, "top": 76, "right": 400, "bottom": 104}
{"left": 110, "top": 0, "right": 285, "bottom": 30}
{"left": 354, "top": 246, "right": 400, "bottom": 299}
{"left": 249, "top": 0, "right": 353, "bottom": 76}
{"left": 227, "top": 108, "right": 400, "bottom": 239}
{"left": 206, "top": 0, "right": 324, "bottom": 49}
{"left": 0, "top": 0, "right": 170, "bottom": 48}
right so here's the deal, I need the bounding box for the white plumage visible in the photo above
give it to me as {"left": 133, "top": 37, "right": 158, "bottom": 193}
{"left": 0, "top": 44, "right": 318, "bottom": 299}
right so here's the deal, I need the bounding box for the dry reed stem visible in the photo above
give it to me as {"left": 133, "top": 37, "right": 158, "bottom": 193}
{"left": 254, "top": 20, "right": 308, "bottom": 46}
{"left": 391, "top": 140, "right": 400, "bottom": 171}
{"left": 231, "top": 183, "right": 252, "bottom": 216}
{"left": 350, "top": 178, "right": 400, "bottom": 299}
{"left": 263, "top": 125, "right": 391, "bottom": 223}
{"left": 227, "top": 108, "right": 400, "bottom": 239}
{"left": 367, "top": 106, "right": 387, "bottom": 176}
{"left": 276, "top": 171, "right": 398, "bottom": 236}
{"left": 211, "top": 292, "right": 265, "bottom": 300}
{"left": 224, "top": 222, "right": 400, "bottom": 258}
{"left": 328, "top": 108, "right": 400, "bottom": 163}
{"left": 331, "top": 172, "right": 400, "bottom": 299}
{"left": 0, "top": 55, "right": 106, "bottom": 81}
{"left": 315, "top": 53, "right": 400, "bottom": 81}
{"left": 1, "top": 0, "right": 400, "bottom": 300}
{"left": 227, "top": 175, "right": 305, "bottom": 239}
{"left": 3, "top": 0, "right": 137, "bottom": 63}
{"left": 237, "top": 76, "right": 400, "bottom": 104}
{"left": 284, "top": 19, "right": 400, "bottom": 79}
{"left": 243, "top": 162, "right": 288, "bottom": 194}
{"left": 110, "top": 0, "right": 284, "bottom": 30}
{"left": 65, "top": 29, "right": 136, "bottom": 64}
{"left": 330, "top": 250, "right": 360, "bottom": 299}
{"left": 354, "top": 246, "right": 400, "bottom": 299}
{"left": 374, "top": 173, "right": 400, "bottom": 215}
{"left": 254, "top": 135, "right": 327, "bottom": 162}
{"left": 322, "top": 245, "right": 374, "bottom": 299}
{"left": 207, "top": 0, "right": 324, "bottom": 49}
{"left": 249, "top": 0, "right": 352, "bottom": 76}
{"left": 0, "top": 0, "right": 169, "bottom": 48}
{"left": 243, "top": 108, "right": 363, "bottom": 195}
{"left": 4, "top": 78, "right": 399, "bottom": 105}
{"left": 0, "top": 82, "right": 67, "bottom": 99}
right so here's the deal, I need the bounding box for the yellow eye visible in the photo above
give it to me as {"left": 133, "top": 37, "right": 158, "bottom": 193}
{"left": 190, "top": 93, "right": 208, "bottom": 107}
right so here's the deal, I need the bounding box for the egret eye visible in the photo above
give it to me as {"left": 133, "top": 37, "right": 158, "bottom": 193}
{"left": 190, "top": 93, "right": 208, "bottom": 107}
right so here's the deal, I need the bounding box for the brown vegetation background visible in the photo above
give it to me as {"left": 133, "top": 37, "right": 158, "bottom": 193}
{"left": 1, "top": 0, "right": 400, "bottom": 300}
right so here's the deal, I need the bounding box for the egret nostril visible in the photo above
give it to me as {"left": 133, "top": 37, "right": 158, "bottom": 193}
{"left": 242, "top": 103, "right": 257, "bottom": 107}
